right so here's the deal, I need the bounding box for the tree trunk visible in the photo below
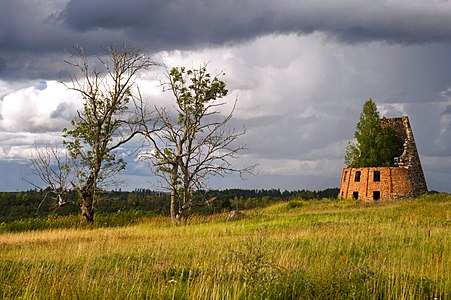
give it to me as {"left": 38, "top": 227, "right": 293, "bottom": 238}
{"left": 80, "top": 201, "right": 94, "bottom": 223}
{"left": 170, "top": 189, "right": 177, "bottom": 224}
{"left": 180, "top": 206, "right": 189, "bottom": 223}
{"left": 170, "top": 164, "right": 179, "bottom": 224}
{"left": 181, "top": 179, "right": 191, "bottom": 223}
{"left": 75, "top": 171, "right": 97, "bottom": 223}
{"left": 76, "top": 184, "right": 95, "bottom": 223}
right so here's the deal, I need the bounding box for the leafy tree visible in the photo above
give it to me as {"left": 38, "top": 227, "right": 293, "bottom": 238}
{"left": 62, "top": 45, "right": 157, "bottom": 223}
{"left": 141, "top": 65, "right": 254, "bottom": 223}
{"left": 344, "top": 141, "right": 360, "bottom": 167}
{"left": 345, "top": 99, "right": 399, "bottom": 168}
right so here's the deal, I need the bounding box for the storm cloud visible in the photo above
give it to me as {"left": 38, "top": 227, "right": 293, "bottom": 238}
{"left": 2, "top": 0, "right": 451, "bottom": 79}
{"left": 58, "top": 0, "right": 451, "bottom": 46}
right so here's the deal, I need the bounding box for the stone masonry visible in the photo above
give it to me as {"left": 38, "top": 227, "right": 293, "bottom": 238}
{"left": 339, "top": 116, "right": 427, "bottom": 201}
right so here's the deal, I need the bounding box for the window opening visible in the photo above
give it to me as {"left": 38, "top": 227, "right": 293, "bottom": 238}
{"left": 354, "top": 171, "right": 361, "bottom": 182}
{"left": 373, "top": 171, "right": 380, "bottom": 182}
{"left": 353, "top": 192, "right": 359, "bottom": 200}
{"left": 373, "top": 191, "right": 380, "bottom": 201}
{"left": 343, "top": 171, "right": 347, "bottom": 182}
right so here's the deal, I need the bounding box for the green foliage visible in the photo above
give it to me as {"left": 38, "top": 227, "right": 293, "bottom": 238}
{"left": 168, "top": 66, "right": 228, "bottom": 126}
{"left": 286, "top": 199, "right": 307, "bottom": 209}
{"left": 0, "top": 188, "right": 340, "bottom": 227}
{"left": 344, "top": 141, "right": 360, "bottom": 167}
{"left": 345, "top": 99, "right": 400, "bottom": 167}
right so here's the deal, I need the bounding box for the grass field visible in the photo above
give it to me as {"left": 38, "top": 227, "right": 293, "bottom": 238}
{"left": 0, "top": 194, "right": 450, "bottom": 299}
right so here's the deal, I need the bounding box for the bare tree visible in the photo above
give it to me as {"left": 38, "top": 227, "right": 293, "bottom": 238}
{"left": 25, "top": 142, "right": 74, "bottom": 210}
{"left": 62, "top": 45, "right": 158, "bottom": 223}
{"left": 141, "top": 65, "right": 254, "bottom": 223}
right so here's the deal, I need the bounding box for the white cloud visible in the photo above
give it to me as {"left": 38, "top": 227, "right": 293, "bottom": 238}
{"left": 0, "top": 80, "right": 81, "bottom": 133}
{"left": 0, "top": 80, "right": 81, "bottom": 162}
{"left": 0, "top": 131, "right": 64, "bottom": 160}
{"left": 0, "top": 80, "right": 15, "bottom": 101}
{"left": 378, "top": 103, "right": 406, "bottom": 117}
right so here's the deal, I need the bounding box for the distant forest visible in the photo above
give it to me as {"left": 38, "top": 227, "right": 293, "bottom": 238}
{"left": 0, "top": 188, "right": 339, "bottom": 222}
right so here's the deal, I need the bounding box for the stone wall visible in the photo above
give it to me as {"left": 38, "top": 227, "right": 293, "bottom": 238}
{"left": 339, "top": 116, "right": 427, "bottom": 201}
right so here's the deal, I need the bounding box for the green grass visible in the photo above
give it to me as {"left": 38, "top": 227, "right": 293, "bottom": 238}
{"left": 0, "top": 210, "right": 153, "bottom": 233}
{"left": 0, "top": 194, "right": 450, "bottom": 299}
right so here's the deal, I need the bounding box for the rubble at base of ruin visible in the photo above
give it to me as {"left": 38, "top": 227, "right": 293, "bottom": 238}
{"left": 339, "top": 116, "right": 427, "bottom": 201}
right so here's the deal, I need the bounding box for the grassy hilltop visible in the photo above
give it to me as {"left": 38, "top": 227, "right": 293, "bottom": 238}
{"left": 0, "top": 194, "right": 450, "bottom": 299}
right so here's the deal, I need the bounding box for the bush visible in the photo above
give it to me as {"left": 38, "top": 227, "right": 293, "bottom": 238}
{"left": 286, "top": 200, "right": 306, "bottom": 209}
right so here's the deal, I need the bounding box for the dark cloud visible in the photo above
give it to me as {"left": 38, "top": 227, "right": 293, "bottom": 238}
{"left": 59, "top": 0, "right": 451, "bottom": 46}
{"left": 50, "top": 102, "right": 77, "bottom": 120}
{"left": 59, "top": 0, "right": 277, "bottom": 46}
{"left": 0, "top": 57, "right": 7, "bottom": 72}
{"left": 443, "top": 105, "right": 451, "bottom": 115}
{"left": 1, "top": 0, "right": 451, "bottom": 80}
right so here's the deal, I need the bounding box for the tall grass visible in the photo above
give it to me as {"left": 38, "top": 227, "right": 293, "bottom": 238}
{"left": 0, "top": 210, "right": 153, "bottom": 233}
{"left": 0, "top": 194, "right": 450, "bottom": 299}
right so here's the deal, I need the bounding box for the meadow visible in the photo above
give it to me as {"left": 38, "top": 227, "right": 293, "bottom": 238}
{"left": 0, "top": 194, "right": 450, "bottom": 299}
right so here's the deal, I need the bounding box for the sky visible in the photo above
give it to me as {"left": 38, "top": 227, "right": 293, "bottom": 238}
{"left": 1, "top": 0, "right": 451, "bottom": 192}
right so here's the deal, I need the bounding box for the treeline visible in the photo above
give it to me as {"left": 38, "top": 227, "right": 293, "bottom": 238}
{"left": 0, "top": 188, "right": 339, "bottom": 222}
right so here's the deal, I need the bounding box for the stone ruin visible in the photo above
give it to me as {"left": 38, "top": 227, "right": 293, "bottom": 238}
{"left": 226, "top": 210, "right": 245, "bottom": 221}
{"left": 339, "top": 116, "right": 428, "bottom": 201}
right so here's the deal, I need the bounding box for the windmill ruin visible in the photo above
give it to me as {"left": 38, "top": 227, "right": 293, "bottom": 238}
{"left": 339, "top": 116, "right": 427, "bottom": 201}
